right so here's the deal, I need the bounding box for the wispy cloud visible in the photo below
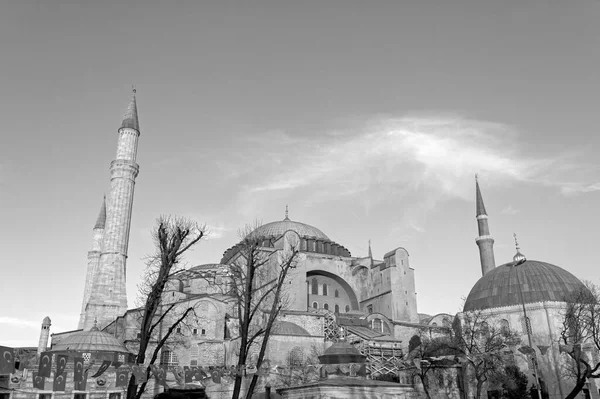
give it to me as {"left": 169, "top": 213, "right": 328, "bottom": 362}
{"left": 233, "top": 115, "right": 595, "bottom": 201}
{"left": 0, "top": 317, "right": 39, "bottom": 329}
{"left": 501, "top": 205, "right": 519, "bottom": 215}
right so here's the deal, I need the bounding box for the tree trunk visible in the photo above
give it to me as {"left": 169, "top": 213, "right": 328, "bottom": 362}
{"left": 476, "top": 380, "right": 484, "bottom": 399}
{"left": 565, "top": 377, "right": 587, "bottom": 399}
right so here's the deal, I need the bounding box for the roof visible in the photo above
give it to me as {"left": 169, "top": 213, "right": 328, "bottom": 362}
{"left": 464, "top": 259, "right": 588, "bottom": 311}
{"left": 50, "top": 326, "right": 130, "bottom": 354}
{"left": 475, "top": 179, "right": 487, "bottom": 216}
{"left": 248, "top": 219, "right": 330, "bottom": 241}
{"left": 319, "top": 342, "right": 365, "bottom": 364}
{"left": 94, "top": 197, "right": 106, "bottom": 229}
{"left": 121, "top": 91, "right": 139, "bottom": 131}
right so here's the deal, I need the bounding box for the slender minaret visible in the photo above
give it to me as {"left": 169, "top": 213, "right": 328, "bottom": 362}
{"left": 78, "top": 197, "right": 106, "bottom": 329}
{"left": 37, "top": 316, "right": 51, "bottom": 355}
{"left": 82, "top": 89, "right": 140, "bottom": 330}
{"left": 475, "top": 175, "right": 496, "bottom": 275}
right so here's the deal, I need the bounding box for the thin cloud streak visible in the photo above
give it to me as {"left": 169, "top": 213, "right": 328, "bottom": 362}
{"left": 0, "top": 317, "right": 40, "bottom": 329}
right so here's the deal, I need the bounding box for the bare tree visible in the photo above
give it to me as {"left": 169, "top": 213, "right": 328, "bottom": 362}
{"left": 559, "top": 282, "right": 600, "bottom": 399}
{"left": 275, "top": 345, "right": 323, "bottom": 388}
{"left": 126, "top": 216, "right": 206, "bottom": 399}
{"left": 450, "top": 312, "right": 521, "bottom": 399}
{"left": 219, "top": 224, "right": 300, "bottom": 399}
{"left": 404, "top": 332, "right": 458, "bottom": 399}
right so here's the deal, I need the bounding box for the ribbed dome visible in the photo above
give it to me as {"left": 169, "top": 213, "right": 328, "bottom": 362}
{"left": 51, "top": 328, "right": 130, "bottom": 354}
{"left": 319, "top": 342, "right": 365, "bottom": 364}
{"left": 249, "top": 219, "right": 330, "bottom": 240}
{"left": 464, "top": 260, "right": 588, "bottom": 312}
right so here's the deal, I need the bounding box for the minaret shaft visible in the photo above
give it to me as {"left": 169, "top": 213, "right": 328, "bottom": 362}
{"left": 82, "top": 92, "right": 140, "bottom": 330}
{"left": 475, "top": 178, "right": 496, "bottom": 276}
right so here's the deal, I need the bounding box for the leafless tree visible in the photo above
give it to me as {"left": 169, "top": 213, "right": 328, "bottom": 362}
{"left": 217, "top": 223, "right": 300, "bottom": 399}
{"left": 126, "top": 216, "right": 206, "bottom": 399}
{"left": 275, "top": 345, "right": 323, "bottom": 388}
{"left": 404, "top": 332, "right": 458, "bottom": 399}
{"left": 450, "top": 312, "right": 520, "bottom": 399}
{"left": 559, "top": 282, "right": 600, "bottom": 399}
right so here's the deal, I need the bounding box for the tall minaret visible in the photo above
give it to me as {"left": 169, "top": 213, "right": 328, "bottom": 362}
{"left": 475, "top": 175, "right": 496, "bottom": 276}
{"left": 37, "top": 316, "right": 51, "bottom": 355}
{"left": 82, "top": 89, "right": 140, "bottom": 330}
{"left": 78, "top": 197, "right": 106, "bottom": 329}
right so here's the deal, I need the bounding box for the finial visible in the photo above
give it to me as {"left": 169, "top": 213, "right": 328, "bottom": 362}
{"left": 94, "top": 318, "right": 97, "bottom": 327}
{"left": 284, "top": 205, "right": 289, "bottom": 220}
{"left": 513, "top": 233, "right": 526, "bottom": 263}
{"left": 475, "top": 173, "right": 478, "bottom": 182}
{"left": 368, "top": 239, "right": 373, "bottom": 258}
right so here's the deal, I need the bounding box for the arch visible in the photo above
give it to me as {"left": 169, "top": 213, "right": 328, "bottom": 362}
{"left": 499, "top": 319, "right": 510, "bottom": 333}
{"left": 345, "top": 305, "right": 350, "bottom": 312}
{"left": 322, "top": 284, "right": 328, "bottom": 296}
{"left": 334, "top": 289, "right": 339, "bottom": 298}
{"left": 352, "top": 265, "right": 369, "bottom": 276}
{"left": 307, "top": 270, "right": 359, "bottom": 310}
{"left": 312, "top": 301, "right": 318, "bottom": 309}
{"left": 324, "top": 303, "right": 329, "bottom": 310}
{"left": 311, "top": 278, "right": 318, "bottom": 295}
{"left": 335, "top": 304, "right": 339, "bottom": 313}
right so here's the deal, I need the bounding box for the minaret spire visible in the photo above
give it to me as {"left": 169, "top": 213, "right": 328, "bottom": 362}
{"left": 94, "top": 195, "right": 107, "bottom": 230}
{"left": 475, "top": 175, "right": 496, "bottom": 276}
{"left": 121, "top": 86, "right": 139, "bottom": 131}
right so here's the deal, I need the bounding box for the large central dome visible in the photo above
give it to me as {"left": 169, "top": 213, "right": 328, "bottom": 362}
{"left": 221, "top": 216, "right": 351, "bottom": 263}
{"left": 464, "top": 260, "right": 588, "bottom": 312}
{"left": 248, "top": 219, "right": 330, "bottom": 241}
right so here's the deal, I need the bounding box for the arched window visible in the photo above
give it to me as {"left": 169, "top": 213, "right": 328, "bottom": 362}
{"left": 335, "top": 304, "right": 339, "bottom": 313}
{"left": 324, "top": 303, "right": 329, "bottom": 310}
{"left": 334, "top": 289, "right": 339, "bottom": 298}
{"left": 311, "top": 278, "right": 318, "bottom": 295}
{"left": 322, "top": 284, "right": 328, "bottom": 296}
{"left": 345, "top": 305, "right": 350, "bottom": 312}
{"left": 288, "top": 346, "right": 304, "bottom": 367}
{"left": 372, "top": 318, "right": 382, "bottom": 332}
{"left": 499, "top": 319, "right": 510, "bottom": 334}
{"left": 312, "top": 302, "right": 318, "bottom": 309}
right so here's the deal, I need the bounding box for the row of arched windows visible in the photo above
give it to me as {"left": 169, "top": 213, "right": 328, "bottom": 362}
{"left": 312, "top": 302, "right": 350, "bottom": 313}
{"left": 310, "top": 279, "right": 340, "bottom": 297}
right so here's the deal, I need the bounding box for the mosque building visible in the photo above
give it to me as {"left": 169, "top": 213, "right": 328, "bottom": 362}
{"left": 4, "top": 91, "right": 595, "bottom": 399}
{"left": 461, "top": 179, "right": 598, "bottom": 399}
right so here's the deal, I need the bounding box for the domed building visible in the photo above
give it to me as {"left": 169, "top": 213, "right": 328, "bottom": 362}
{"left": 461, "top": 178, "right": 596, "bottom": 399}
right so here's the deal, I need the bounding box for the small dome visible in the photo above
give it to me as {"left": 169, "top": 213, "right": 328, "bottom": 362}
{"left": 249, "top": 219, "right": 330, "bottom": 241}
{"left": 272, "top": 321, "right": 310, "bottom": 336}
{"left": 464, "top": 260, "right": 588, "bottom": 312}
{"left": 42, "top": 316, "right": 51, "bottom": 325}
{"left": 319, "top": 342, "right": 365, "bottom": 364}
{"left": 51, "top": 329, "right": 130, "bottom": 354}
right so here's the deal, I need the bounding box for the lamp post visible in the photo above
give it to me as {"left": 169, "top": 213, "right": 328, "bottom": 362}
{"left": 512, "top": 234, "right": 543, "bottom": 399}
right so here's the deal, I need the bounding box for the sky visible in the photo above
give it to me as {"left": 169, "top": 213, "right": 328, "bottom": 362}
{"left": 1, "top": 0, "right": 599, "bottom": 347}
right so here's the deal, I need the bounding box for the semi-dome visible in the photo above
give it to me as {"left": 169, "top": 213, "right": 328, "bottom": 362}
{"left": 464, "top": 260, "right": 588, "bottom": 312}
{"left": 51, "top": 326, "right": 130, "bottom": 354}
{"left": 249, "top": 219, "right": 330, "bottom": 241}
{"left": 272, "top": 320, "right": 310, "bottom": 336}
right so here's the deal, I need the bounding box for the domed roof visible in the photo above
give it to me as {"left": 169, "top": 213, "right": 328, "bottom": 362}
{"left": 249, "top": 218, "right": 330, "bottom": 240}
{"left": 464, "top": 260, "right": 588, "bottom": 312}
{"left": 51, "top": 327, "right": 130, "bottom": 354}
{"left": 272, "top": 321, "right": 310, "bottom": 336}
{"left": 319, "top": 342, "right": 365, "bottom": 364}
